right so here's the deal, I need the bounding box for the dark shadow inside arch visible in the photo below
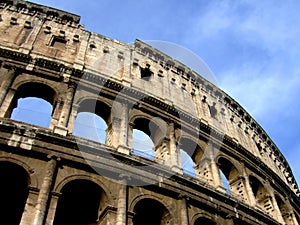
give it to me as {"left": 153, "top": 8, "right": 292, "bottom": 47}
{"left": 53, "top": 179, "right": 106, "bottom": 225}
{"left": 275, "top": 194, "right": 289, "bottom": 223}
{"left": 218, "top": 157, "right": 239, "bottom": 194}
{"left": 249, "top": 175, "right": 262, "bottom": 198}
{"left": 10, "top": 82, "right": 55, "bottom": 128}
{"left": 133, "top": 198, "right": 171, "bottom": 225}
{"left": 194, "top": 216, "right": 215, "bottom": 225}
{"left": 0, "top": 162, "right": 29, "bottom": 225}
{"left": 249, "top": 175, "right": 272, "bottom": 212}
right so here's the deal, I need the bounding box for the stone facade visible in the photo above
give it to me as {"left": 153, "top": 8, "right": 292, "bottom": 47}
{"left": 0, "top": 1, "right": 299, "bottom": 225}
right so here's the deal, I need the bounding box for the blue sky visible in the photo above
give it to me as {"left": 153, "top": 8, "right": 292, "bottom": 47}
{"left": 28, "top": 0, "right": 300, "bottom": 184}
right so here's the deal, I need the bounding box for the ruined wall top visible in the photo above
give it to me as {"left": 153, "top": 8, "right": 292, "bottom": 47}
{"left": 1, "top": 0, "right": 80, "bottom": 24}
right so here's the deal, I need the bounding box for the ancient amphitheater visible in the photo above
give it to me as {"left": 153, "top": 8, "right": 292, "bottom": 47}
{"left": 0, "top": 1, "right": 299, "bottom": 225}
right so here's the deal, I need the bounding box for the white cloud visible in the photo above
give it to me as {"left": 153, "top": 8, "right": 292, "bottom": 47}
{"left": 218, "top": 64, "right": 300, "bottom": 118}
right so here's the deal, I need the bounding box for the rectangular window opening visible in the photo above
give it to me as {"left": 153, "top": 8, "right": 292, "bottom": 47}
{"left": 50, "top": 36, "right": 67, "bottom": 49}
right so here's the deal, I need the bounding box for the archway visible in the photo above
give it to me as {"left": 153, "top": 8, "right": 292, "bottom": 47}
{"left": 132, "top": 198, "right": 171, "bottom": 225}
{"left": 0, "top": 161, "right": 29, "bottom": 225}
{"left": 132, "top": 129, "right": 155, "bottom": 160}
{"left": 53, "top": 179, "right": 106, "bottom": 225}
{"left": 73, "top": 112, "right": 107, "bottom": 143}
{"left": 73, "top": 99, "right": 111, "bottom": 144}
{"left": 131, "top": 117, "right": 166, "bottom": 161}
{"left": 275, "top": 194, "right": 290, "bottom": 224}
{"left": 249, "top": 176, "right": 273, "bottom": 214}
{"left": 218, "top": 157, "right": 240, "bottom": 194}
{"left": 11, "top": 97, "right": 52, "bottom": 127}
{"left": 9, "top": 82, "right": 55, "bottom": 128}
{"left": 179, "top": 137, "right": 203, "bottom": 177}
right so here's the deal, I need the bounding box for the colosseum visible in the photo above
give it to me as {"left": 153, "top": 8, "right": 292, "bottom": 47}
{"left": 0, "top": 1, "right": 299, "bottom": 225}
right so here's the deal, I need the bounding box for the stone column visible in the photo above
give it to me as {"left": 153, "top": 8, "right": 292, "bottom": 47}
{"left": 111, "top": 101, "right": 130, "bottom": 154}
{"left": 168, "top": 122, "right": 182, "bottom": 174}
{"left": 269, "top": 190, "right": 285, "bottom": 224}
{"left": 0, "top": 87, "right": 17, "bottom": 118}
{"left": 45, "top": 192, "right": 61, "bottom": 225}
{"left": 33, "top": 155, "right": 59, "bottom": 225}
{"left": 54, "top": 83, "right": 75, "bottom": 135}
{"left": 0, "top": 67, "right": 16, "bottom": 107}
{"left": 67, "top": 103, "right": 79, "bottom": 133}
{"left": 115, "top": 175, "right": 129, "bottom": 225}
{"left": 208, "top": 144, "right": 222, "bottom": 189}
{"left": 241, "top": 165, "right": 256, "bottom": 207}
{"left": 179, "top": 195, "right": 189, "bottom": 225}
{"left": 20, "top": 187, "right": 39, "bottom": 225}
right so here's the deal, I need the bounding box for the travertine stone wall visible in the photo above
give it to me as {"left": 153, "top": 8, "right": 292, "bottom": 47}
{"left": 0, "top": 1, "right": 299, "bottom": 225}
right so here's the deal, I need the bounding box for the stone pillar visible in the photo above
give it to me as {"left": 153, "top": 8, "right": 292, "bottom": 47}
{"left": 54, "top": 83, "right": 75, "bottom": 136}
{"left": 208, "top": 144, "right": 222, "bottom": 189}
{"left": 33, "top": 155, "right": 59, "bottom": 225}
{"left": 179, "top": 195, "right": 189, "bottom": 225}
{"left": 67, "top": 103, "right": 79, "bottom": 133}
{"left": 0, "top": 67, "right": 16, "bottom": 107}
{"left": 168, "top": 122, "right": 182, "bottom": 174}
{"left": 241, "top": 165, "right": 256, "bottom": 207}
{"left": 45, "top": 192, "right": 61, "bottom": 225}
{"left": 0, "top": 87, "right": 17, "bottom": 118}
{"left": 20, "top": 187, "right": 39, "bottom": 225}
{"left": 269, "top": 190, "right": 285, "bottom": 224}
{"left": 116, "top": 175, "right": 129, "bottom": 225}
{"left": 128, "top": 122, "right": 134, "bottom": 151}
{"left": 111, "top": 101, "right": 130, "bottom": 154}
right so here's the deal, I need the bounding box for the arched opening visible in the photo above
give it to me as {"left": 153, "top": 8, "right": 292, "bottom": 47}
{"left": 179, "top": 137, "right": 203, "bottom": 177}
{"left": 11, "top": 97, "right": 52, "bottom": 127}
{"left": 132, "top": 198, "right": 171, "bottom": 225}
{"left": 275, "top": 195, "right": 290, "bottom": 224}
{"left": 219, "top": 169, "right": 230, "bottom": 194}
{"left": 218, "top": 157, "right": 239, "bottom": 194}
{"left": 0, "top": 161, "right": 29, "bottom": 225}
{"left": 53, "top": 179, "right": 106, "bottom": 225}
{"left": 73, "top": 99, "right": 110, "bottom": 144}
{"left": 180, "top": 150, "right": 196, "bottom": 176}
{"left": 9, "top": 82, "right": 55, "bottom": 128}
{"left": 132, "top": 129, "right": 155, "bottom": 160}
{"left": 131, "top": 117, "right": 166, "bottom": 161}
{"left": 194, "top": 216, "right": 215, "bottom": 225}
{"left": 249, "top": 176, "right": 273, "bottom": 214}
{"left": 73, "top": 112, "right": 107, "bottom": 143}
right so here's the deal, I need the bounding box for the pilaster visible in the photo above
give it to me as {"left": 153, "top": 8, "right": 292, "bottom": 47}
{"left": 115, "top": 175, "right": 130, "bottom": 225}
{"left": 45, "top": 192, "right": 61, "bottom": 225}
{"left": 54, "top": 82, "right": 76, "bottom": 136}
{"left": 20, "top": 186, "right": 39, "bottom": 225}
{"left": 33, "top": 155, "right": 60, "bottom": 225}
{"left": 0, "top": 87, "right": 17, "bottom": 118}
{"left": 178, "top": 195, "right": 189, "bottom": 225}
{"left": 111, "top": 101, "right": 130, "bottom": 154}
{"left": 0, "top": 67, "right": 16, "bottom": 107}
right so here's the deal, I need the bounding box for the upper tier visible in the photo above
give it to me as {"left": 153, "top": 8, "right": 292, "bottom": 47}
{"left": 0, "top": 0, "right": 298, "bottom": 197}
